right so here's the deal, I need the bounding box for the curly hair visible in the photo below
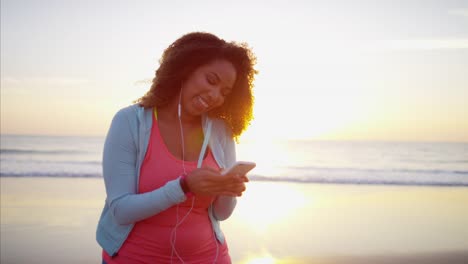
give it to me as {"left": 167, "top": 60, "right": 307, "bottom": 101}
{"left": 136, "top": 32, "right": 257, "bottom": 139}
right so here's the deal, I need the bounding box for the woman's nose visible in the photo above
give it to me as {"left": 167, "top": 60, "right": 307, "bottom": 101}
{"left": 208, "top": 86, "right": 223, "bottom": 102}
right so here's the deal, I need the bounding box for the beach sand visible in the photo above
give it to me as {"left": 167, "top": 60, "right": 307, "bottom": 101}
{"left": 1, "top": 177, "right": 468, "bottom": 264}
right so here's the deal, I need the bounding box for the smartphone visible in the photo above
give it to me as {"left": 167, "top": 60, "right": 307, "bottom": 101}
{"left": 221, "top": 161, "right": 256, "bottom": 176}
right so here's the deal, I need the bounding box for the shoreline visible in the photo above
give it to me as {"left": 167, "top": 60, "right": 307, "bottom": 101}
{"left": 2, "top": 175, "right": 468, "bottom": 188}
{"left": 271, "top": 251, "right": 468, "bottom": 264}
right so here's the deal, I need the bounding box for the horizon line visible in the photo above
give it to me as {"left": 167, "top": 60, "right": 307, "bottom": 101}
{"left": 1, "top": 133, "right": 467, "bottom": 144}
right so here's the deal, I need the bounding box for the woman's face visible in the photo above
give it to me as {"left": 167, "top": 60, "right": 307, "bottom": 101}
{"left": 180, "top": 59, "right": 237, "bottom": 117}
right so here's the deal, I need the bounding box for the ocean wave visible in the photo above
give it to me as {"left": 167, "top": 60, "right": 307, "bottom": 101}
{"left": 1, "top": 172, "right": 467, "bottom": 186}
{"left": 0, "top": 158, "right": 101, "bottom": 165}
{"left": 285, "top": 165, "right": 468, "bottom": 176}
{"left": 1, "top": 148, "right": 90, "bottom": 155}
{"left": 249, "top": 175, "right": 468, "bottom": 186}
{"left": 0, "top": 172, "right": 102, "bottom": 178}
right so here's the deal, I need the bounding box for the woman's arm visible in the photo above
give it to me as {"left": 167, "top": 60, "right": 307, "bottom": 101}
{"left": 102, "top": 108, "right": 186, "bottom": 225}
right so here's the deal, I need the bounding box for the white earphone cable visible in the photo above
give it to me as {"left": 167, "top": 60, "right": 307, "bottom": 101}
{"left": 171, "top": 89, "right": 195, "bottom": 264}
{"left": 170, "top": 89, "right": 219, "bottom": 264}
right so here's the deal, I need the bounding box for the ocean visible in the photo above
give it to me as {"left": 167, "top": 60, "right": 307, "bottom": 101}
{"left": 1, "top": 134, "right": 467, "bottom": 186}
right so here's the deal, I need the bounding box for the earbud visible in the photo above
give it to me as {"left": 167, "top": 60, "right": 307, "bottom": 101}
{"left": 178, "top": 89, "right": 182, "bottom": 118}
{"left": 178, "top": 103, "right": 181, "bottom": 118}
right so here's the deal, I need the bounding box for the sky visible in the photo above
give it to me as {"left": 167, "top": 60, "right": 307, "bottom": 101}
{"left": 1, "top": 0, "right": 467, "bottom": 142}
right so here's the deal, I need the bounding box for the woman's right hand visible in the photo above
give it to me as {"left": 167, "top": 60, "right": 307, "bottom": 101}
{"left": 185, "top": 167, "right": 248, "bottom": 197}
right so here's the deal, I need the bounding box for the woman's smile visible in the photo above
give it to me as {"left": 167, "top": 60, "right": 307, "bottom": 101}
{"left": 197, "top": 96, "right": 209, "bottom": 109}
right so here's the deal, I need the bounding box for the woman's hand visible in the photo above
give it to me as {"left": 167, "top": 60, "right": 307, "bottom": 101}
{"left": 185, "top": 167, "right": 248, "bottom": 197}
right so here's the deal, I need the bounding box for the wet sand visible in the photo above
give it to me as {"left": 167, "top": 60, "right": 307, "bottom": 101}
{"left": 1, "top": 177, "right": 467, "bottom": 263}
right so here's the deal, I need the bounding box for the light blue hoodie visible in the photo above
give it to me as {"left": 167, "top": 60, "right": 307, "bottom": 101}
{"left": 96, "top": 104, "right": 237, "bottom": 257}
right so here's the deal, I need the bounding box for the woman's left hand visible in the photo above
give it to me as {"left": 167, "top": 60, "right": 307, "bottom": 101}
{"left": 185, "top": 167, "right": 248, "bottom": 197}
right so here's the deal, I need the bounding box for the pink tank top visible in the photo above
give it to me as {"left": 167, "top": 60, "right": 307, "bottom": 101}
{"left": 103, "top": 111, "right": 230, "bottom": 264}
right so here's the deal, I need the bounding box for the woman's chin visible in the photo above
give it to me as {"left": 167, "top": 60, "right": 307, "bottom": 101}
{"left": 188, "top": 102, "right": 209, "bottom": 116}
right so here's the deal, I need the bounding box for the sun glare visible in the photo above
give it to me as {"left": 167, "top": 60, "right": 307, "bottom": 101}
{"left": 244, "top": 256, "right": 276, "bottom": 264}
{"left": 244, "top": 41, "right": 371, "bottom": 142}
{"left": 235, "top": 140, "right": 286, "bottom": 178}
{"left": 235, "top": 183, "right": 307, "bottom": 233}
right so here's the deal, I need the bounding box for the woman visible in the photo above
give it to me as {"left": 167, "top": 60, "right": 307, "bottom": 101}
{"left": 96, "top": 32, "right": 257, "bottom": 263}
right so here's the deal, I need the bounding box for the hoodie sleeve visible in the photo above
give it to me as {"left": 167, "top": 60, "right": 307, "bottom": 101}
{"left": 102, "top": 107, "right": 186, "bottom": 225}
{"left": 211, "top": 120, "right": 238, "bottom": 220}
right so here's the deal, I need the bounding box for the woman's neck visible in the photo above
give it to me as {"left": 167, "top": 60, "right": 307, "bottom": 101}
{"left": 157, "top": 100, "right": 201, "bottom": 126}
